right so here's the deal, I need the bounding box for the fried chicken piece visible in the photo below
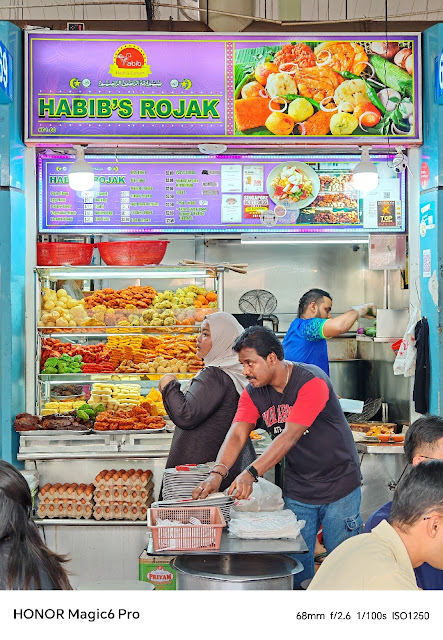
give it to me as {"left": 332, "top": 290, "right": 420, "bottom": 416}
{"left": 295, "top": 66, "right": 343, "bottom": 102}
{"left": 314, "top": 41, "right": 368, "bottom": 76}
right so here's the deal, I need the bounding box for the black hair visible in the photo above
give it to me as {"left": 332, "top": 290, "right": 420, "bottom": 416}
{"left": 298, "top": 288, "right": 332, "bottom": 318}
{"left": 389, "top": 460, "right": 443, "bottom": 530}
{"left": 0, "top": 460, "right": 71, "bottom": 590}
{"left": 232, "top": 325, "right": 284, "bottom": 360}
{"left": 404, "top": 415, "right": 443, "bottom": 464}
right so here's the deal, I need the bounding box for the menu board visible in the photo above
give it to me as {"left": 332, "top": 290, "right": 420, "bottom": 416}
{"left": 38, "top": 154, "right": 405, "bottom": 234}
{"left": 26, "top": 32, "right": 421, "bottom": 144}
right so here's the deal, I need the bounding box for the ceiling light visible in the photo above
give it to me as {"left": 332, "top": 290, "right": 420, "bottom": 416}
{"left": 68, "top": 146, "right": 95, "bottom": 191}
{"left": 240, "top": 234, "right": 369, "bottom": 245}
{"left": 352, "top": 147, "right": 379, "bottom": 192}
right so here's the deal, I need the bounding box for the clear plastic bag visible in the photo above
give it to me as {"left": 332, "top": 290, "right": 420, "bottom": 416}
{"left": 228, "top": 510, "right": 305, "bottom": 539}
{"left": 230, "top": 477, "right": 284, "bottom": 513}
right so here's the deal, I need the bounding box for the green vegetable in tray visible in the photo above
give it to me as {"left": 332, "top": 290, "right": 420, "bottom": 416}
{"left": 94, "top": 403, "right": 106, "bottom": 415}
{"left": 77, "top": 410, "right": 90, "bottom": 421}
{"left": 42, "top": 366, "right": 58, "bottom": 374}
{"left": 364, "top": 327, "right": 377, "bottom": 337}
{"left": 369, "top": 54, "right": 413, "bottom": 97}
{"left": 44, "top": 357, "right": 60, "bottom": 367}
{"left": 72, "top": 355, "right": 83, "bottom": 362}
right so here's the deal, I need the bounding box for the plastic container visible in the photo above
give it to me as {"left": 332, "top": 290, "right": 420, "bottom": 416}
{"left": 391, "top": 434, "right": 405, "bottom": 442}
{"left": 148, "top": 506, "right": 225, "bottom": 552}
{"left": 96, "top": 240, "right": 169, "bottom": 266}
{"left": 37, "top": 242, "right": 94, "bottom": 266}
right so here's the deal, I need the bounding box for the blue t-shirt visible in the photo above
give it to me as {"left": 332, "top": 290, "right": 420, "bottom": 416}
{"left": 365, "top": 501, "right": 443, "bottom": 590}
{"left": 282, "top": 318, "right": 329, "bottom": 375}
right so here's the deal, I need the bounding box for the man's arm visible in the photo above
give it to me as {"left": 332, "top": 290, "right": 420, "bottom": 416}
{"left": 322, "top": 303, "right": 376, "bottom": 338}
{"left": 225, "top": 422, "right": 310, "bottom": 500}
{"left": 192, "top": 420, "right": 253, "bottom": 498}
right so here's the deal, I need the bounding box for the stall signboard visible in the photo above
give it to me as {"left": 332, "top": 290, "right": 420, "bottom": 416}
{"left": 26, "top": 32, "right": 421, "bottom": 144}
{"left": 38, "top": 154, "right": 405, "bottom": 234}
{"left": 0, "top": 39, "right": 13, "bottom": 103}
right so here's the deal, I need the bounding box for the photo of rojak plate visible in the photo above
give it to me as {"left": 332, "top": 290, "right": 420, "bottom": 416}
{"left": 234, "top": 39, "right": 415, "bottom": 137}
{"left": 267, "top": 162, "right": 320, "bottom": 209}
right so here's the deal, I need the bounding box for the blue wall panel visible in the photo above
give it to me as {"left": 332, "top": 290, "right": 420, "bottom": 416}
{"left": 0, "top": 21, "right": 26, "bottom": 463}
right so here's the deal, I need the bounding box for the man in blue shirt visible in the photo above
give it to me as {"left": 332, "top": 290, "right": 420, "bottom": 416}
{"left": 365, "top": 415, "right": 443, "bottom": 590}
{"left": 282, "top": 288, "right": 376, "bottom": 375}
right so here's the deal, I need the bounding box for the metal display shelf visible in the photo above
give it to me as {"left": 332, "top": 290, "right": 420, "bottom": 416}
{"left": 36, "top": 265, "right": 219, "bottom": 280}
{"left": 38, "top": 373, "right": 194, "bottom": 382}
{"left": 39, "top": 329, "right": 200, "bottom": 337}
{"left": 33, "top": 519, "right": 147, "bottom": 526}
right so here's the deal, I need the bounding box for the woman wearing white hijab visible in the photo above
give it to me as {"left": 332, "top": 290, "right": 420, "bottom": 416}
{"left": 159, "top": 312, "right": 256, "bottom": 491}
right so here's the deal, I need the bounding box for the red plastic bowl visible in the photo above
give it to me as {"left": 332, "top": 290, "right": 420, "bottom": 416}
{"left": 96, "top": 240, "right": 169, "bottom": 266}
{"left": 37, "top": 242, "right": 94, "bottom": 266}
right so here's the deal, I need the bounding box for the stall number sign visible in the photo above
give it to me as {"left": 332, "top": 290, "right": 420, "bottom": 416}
{"left": 435, "top": 50, "right": 443, "bottom": 104}
{"left": 0, "top": 40, "right": 13, "bottom": 103}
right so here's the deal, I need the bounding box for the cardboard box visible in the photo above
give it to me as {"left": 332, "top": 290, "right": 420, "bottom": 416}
{"left": 139, "top": 550, "right": 176, "bottom": 590}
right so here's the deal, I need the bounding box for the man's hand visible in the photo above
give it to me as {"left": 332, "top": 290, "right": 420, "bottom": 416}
{"left": 192, "top": 472, "right": 222, "bottom": 500}
{"left": 158, "top": 373, "right": 178, "bottom": 393}
{"left": 227, "top": 469, "right": 256, "bottom": 500}
{"left": 351, "top": 302, "right": 377, "bottom": 319}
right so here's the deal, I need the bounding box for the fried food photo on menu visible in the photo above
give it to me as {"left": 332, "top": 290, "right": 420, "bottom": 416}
{"left": 233, "top": 39, "right": 414, "bottom": 137}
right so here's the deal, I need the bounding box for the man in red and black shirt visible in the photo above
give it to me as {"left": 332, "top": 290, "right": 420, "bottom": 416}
{"left": 193, "top": 326, "right": 362, "bottom": 588}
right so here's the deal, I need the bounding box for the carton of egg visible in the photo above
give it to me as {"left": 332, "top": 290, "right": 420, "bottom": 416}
{"left": 93, "top": 468, "right": 154, "bottom": 521}
{"left": 94, "top": 484, "right": 153, "bottom": 504}
{"left": 94, "top": 468, "right": 153, "bottom": 489}
{"left": 93, "top": 501, "right": 153, "bottom": 521}
{"left": 37, "top": 502, "right": 93, "bottom": 519}
{"left": 37, "top": 483, "right": 95, "bottom": 519}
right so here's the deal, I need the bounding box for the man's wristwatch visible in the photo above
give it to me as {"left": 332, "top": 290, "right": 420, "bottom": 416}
{"left": 246, "top": 464, "right": 259, "bottom": 482}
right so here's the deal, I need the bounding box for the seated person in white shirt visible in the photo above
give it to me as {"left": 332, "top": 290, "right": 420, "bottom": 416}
{"left": 309, "top": 460, "right": 443, "bottom": 590}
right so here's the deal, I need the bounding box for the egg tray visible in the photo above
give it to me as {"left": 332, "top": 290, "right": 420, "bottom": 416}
{"left": 38, "top": 483, "right": 95, "bottom": 502}
{"left": 94, "top": 484, "right": 153, "bottom": 504}
{"left": 94, "top": 469, "right": 153, "bottom": 488}
{"left": 37, "top": 503, "right": 93, "bottom": 519}
{"left": 93, "top": 501, "right": 153, "bottom": 521}
{"left": 39, "top": 496, "right": 93, "bottom": 505}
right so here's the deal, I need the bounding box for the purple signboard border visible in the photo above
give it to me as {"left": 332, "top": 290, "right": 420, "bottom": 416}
{"left": 26, "top": 32, "right": 421, "bottom": 144}
{"left": 38, "top": 153, "right": 406, "bottom": 235}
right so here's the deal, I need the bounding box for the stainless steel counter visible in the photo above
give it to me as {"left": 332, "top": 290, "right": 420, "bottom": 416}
{"left": 147, "top": 529, "right": 308, "bottom": 556}
{"left": 356, "top": 442, "right": 404, "bottom": 454}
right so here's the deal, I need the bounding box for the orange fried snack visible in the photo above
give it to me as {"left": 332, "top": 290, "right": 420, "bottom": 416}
{"left": 274, "top": 43, "right": 316, "bottom": 69}
{"left": 314, "top": 41, "right": 368, "bottom": 76}
{"left": 298, "top": 110, "right": 333, "bottom": 136}
{"left": 94, "top": 406, "right": 165, "bottom": 431}
{"left": 234, "top": 97, "right": 274, "bottom": 132}
{"left": 295, "top": 66, "right": 343, "bottom": 102}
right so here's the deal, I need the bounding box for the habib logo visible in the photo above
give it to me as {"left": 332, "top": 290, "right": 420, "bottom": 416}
{"left": 109, "top": 44, "right": 151, "bottom": 78}
{"left": 147, "top": 565, "right": 173, "bottom": 586}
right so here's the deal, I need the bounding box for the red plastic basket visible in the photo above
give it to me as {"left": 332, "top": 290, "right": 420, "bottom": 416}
{"left": 37, "top": 242, "right": 94, "bottom": 266}
{"left": 148, "top": 506, "right": 225, "bottom": 552}
{"left": 96, "top": 240, "right": 169, "bottom": 266}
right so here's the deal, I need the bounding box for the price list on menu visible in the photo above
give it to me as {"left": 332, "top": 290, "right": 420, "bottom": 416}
{"left": 38, "top": 155, "right": 405, "bottom": 234}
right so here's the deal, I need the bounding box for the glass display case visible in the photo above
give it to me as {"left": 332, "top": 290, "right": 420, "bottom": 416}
{"left": 34, "top": 264, "right": 225, "bottom": 414}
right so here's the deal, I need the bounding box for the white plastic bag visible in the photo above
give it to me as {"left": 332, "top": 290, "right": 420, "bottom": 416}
{"left": 230, "top": 477, "right": 284, "bottom": 513}
{"left": 393, "top": 308, "right": 417, "bottom": 377}
{"left": 228, "top": 510, "right": 305, "bottom": 539}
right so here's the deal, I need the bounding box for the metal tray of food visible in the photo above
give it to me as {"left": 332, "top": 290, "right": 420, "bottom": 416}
{"left": 92, "top": 426, "right": 166, "bottom": 434}
{"left": 18, "top": 429, "right": 92, "bottom": 436}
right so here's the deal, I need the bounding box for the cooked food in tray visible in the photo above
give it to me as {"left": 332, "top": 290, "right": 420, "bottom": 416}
{"left": 312, "top": 193, "right": 358, "bottom": 208}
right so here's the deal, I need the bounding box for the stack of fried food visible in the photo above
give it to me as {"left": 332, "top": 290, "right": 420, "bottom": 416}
{"left": 94, "top": 403, "right": 165, "bottom": 431}
{"left": 83, "top": 285, "right": 157, "bottom": 309}
{"left": 106, "top": 334, "right": 203, "bottom": 373}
